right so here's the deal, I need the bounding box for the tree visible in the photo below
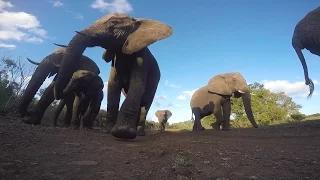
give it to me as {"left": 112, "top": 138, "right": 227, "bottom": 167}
{"left": 231, "top": 83, "right": 302, "bottom": 127}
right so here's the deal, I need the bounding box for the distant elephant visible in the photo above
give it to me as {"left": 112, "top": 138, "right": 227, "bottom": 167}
{"left": 190, "top": 72, "right": 258, "bottom": 131}
{"left": 53, "top": 13, "right": 173, "bottom": 139}
{"left": 93, "top": 109, "right": 108, "bottom": 128}
{"left": 52, "top": 69, "right": 104, "bottom": 129}
{"left": 155, "top": 110, "right": 172, "bottom": 131}
{"left": 292, "top": 6, "right": 320, "bottom": 97}
{"left": 19, "top": 46, "right": 100, "bottom": 125}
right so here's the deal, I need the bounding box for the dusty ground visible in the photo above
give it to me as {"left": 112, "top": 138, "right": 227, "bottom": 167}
{"left": 0, "top": 116, "right": 320, "bottom": 180}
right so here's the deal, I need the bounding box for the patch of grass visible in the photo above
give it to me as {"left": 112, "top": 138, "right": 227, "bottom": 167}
{"left": 172, "top": 154, "right": 190, "bottom": 167}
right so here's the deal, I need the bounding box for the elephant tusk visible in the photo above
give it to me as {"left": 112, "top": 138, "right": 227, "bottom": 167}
{"left": 53, "top": 43, "right": 68, "bottom": 47}
{"left": 75, "top": 31, "right": 88, "bottom": 37}
{"left": 26, "top": 58, "right": 40, "bottom": 65}
{"left": 238, "top": 90, "right": 245, "bottom": 94}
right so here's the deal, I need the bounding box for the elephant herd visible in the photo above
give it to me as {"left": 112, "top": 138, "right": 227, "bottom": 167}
{"left": 17, "top": 6, "right": 320, "bottom": 140}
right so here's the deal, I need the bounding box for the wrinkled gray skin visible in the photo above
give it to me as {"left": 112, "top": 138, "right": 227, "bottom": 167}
{"left": 292, "top": 6, "right": 320, "bottom": 98}
{"left": 53, "top": 13, "right": 173, "bottom": 139}
{"left": 190, "top": 72, "right": 258, "bottom": 131}
{"left": 52, "top": 70, "right": 104, "bottom": 129}
{"left": 155, "top": 110, "right": 172, "bottom": 131}
{"left": 19, "top": 47, "right": 100, "bottom": 125}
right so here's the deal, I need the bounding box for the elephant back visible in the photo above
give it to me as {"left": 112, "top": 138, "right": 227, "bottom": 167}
{"left": 77, "top": 55, "right": 100, "bottom": 75}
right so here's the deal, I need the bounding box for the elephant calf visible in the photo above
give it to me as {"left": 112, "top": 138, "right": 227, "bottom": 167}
{"left": 53, "top": 70, "right": 104, "bottom": 129}
{"left": 190, "top": 72, "right": 258, "bottom": 131}
{"left": 155, "top": 110, "right": 172, "bottom": 131}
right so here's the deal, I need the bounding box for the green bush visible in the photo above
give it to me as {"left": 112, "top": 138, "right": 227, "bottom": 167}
{"left": 290, "top": 113, "right": 306, "bottom": 121}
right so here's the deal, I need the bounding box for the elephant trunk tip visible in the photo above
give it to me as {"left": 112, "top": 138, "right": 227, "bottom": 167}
{"left": 307, "top": 78, "right": 314, "bottom": 99}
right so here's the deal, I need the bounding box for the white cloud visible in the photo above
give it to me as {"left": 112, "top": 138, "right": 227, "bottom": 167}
{"left": 102, "top": 81, "right": 108, "bottom": 93}
{"left": 154, "top": 101, "right": 161, "bottom": 108}
{"left": 262, "top": 80, "right": 319, "bottom": 96}
{"left": 177, "top": 89, "right": 196, "bottom": 101}
{"left": 49, "top": 1, "right": 84, "bottom": 20}
{"left": 0, "top": 1, "right": 50, "bottom": 48}
{"left": 168, "top": 102, "right": 180, "bottom": 107}
{"left": 164, "top": 80, "right": 180, "bottom": 89}
{"left": 50, "top": 0, "right": 64, "bottom": 7}
{"left": 0, "top": 0, "right": 13, "bottom": 11}
{"left": 156, "top": 95, "right": 167, "bottom": 100}
{"left": 0, "top": 43, "right": 15, "bottom": 49}
{"left": 91, "top": 0, "right": 133, "bottom": 14}
{"left": 177, "top": 95, "right": 186, "bottom": 100}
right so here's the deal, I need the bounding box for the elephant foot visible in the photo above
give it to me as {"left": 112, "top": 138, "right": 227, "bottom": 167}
{"left": 221, "top": 128, "right": 230, "bottom": 131}
{"left": 111, "top": 117, "right": 137, "bottom": 139}
{"left": 69, "top": 121, "right": 80, "bottom": 129}
{"left": 211, "top": 122, "right": 221, "bottom": 131}
{"left": 198, "top": 126, "right": 205, "bottom": 131}
{"left": 21, "top": 117, "right": 41, "bottom": 125}
{"left": 137, "top": 126, "right": 146, "bottom": 136}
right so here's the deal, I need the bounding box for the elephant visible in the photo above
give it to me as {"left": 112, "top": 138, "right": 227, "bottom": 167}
{"left": 190, "top": 72, "right": 258, "bottom": 131}
{"left": 155, "top": 110, "right": 172, "bottom": 131}
{"left": 53, "top": 13, "right": 173, "bottom": 139}
{"left": 52, "top": 69, "right": 104, "bottom": 129}
{"left": 18, "top": 46, "right": 100, "bottom": 125}
{"left": 93, "top": 109, "right": 108, "bottom": 128}
{"left": 292, "top": 6, "right": 320, "bottom": 98}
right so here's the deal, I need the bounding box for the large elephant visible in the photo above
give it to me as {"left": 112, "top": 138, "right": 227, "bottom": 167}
{"left": 52, "top": 69, "right": 104, "bottom": 129}
{"left": 53, "top": 13, "right": 173, "bottom": 139}
{"left": 18, "top": 47, "right": 100, "bottom": 125}
{"left": 155, "top": 110, "right": 172, "bottom": 131}
{"left": 292, "top": 6, "right": 320, "bottom": 97}
{"left": 190, "top": 72, "right": 258, "bottom": 131}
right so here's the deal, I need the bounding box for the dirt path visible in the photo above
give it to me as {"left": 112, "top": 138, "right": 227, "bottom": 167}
{"left": 0, "top": 116, "right": 320, "bottom": 180}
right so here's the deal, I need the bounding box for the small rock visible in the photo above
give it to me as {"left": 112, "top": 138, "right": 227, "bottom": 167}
{"left": 203, "top": 160, "right": 210, "bottom": 164}
{"left": 31, "top": 162, "right": 38, "bottom": 166}
{"left": 230, "top": 172, "right": 244, "bottom": 177}
{"left": 249, "top": 175, "right": 258, "bottom": 180}
{"left": 126, "top": 144, "right": 138, "bottom": 147}
{"left": 124, "top": 161, "right": 130, "bottom": 164}
{"left": 174, "top": 167, "right": 192, "bottom": 176}
{"left": 68, "top": 161, "right": 98, "bottom": 165}
{"left": 63, "top": 142, "right": 81, "bottom": 146}
{"left": 177, "top": 175, "right": 190, "bottom": 180}
{"left": 1, "top": 163, "right": 15, "bottom": 170}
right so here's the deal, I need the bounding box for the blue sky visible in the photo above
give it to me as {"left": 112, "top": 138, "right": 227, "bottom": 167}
{"left": 0, "top": 0, "right": 319, "bottom": 123}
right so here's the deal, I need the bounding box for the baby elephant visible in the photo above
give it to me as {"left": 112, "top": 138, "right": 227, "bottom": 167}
{"left": 190, "top": 72, "right": 258, "bottom": 131}
{"left": 155, "top": 110, "right": 172, "bottom": 131}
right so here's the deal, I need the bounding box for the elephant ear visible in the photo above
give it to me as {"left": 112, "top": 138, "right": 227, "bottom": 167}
{"left": 122, "top": 19, "right": 173, "bottom": 55}
{"left": 166, "top": 110, "right": 172, "bottom": 119}
{"left": 155, "top": 110, "right": 163, "bottom": 118}
{"left": 207, "top": 75, "right": 233, "bottom": 95}
{"left": 102, "top": 49, "right": 115, "bottom": 63}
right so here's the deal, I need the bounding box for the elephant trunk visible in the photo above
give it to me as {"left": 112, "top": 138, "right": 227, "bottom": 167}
{"left": 241, "top": 92, "right": 258, "bottom": 128}
{"left": 18, "top": 57, "right": 57, "bottom": 117}
{"left": 292, "top": 39, "right": 314, "bottom": 97}
{"left": 54, "top": 32, "right": 93, "bottom": 100}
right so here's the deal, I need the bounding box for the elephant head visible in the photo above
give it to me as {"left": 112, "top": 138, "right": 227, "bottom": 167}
{"left": 18, "top": 47, "right": 66, "bottom": 117}
{"left": 291, "top": 7, "right": 320, "bottom": 98}
{"left": 207, "top": 72, "right": 258, "bottom": 128}
{"left": 155, "top": 110, "right": 172, "bottom": 123}
{"left": 62, "top": 70, "right": 104, "bottom": 97}
{"left": 53, "top": 13, "right": 173, "bottom": 100}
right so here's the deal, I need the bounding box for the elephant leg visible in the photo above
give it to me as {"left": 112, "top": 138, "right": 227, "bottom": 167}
{"left": 222, "top": 100, "right": 231, "bottom": 131}
{"left": 82, "top": 91, "right": 103, "bottom": 129}
{"left": 104, "top": 66, "right": 122, "bottom": 134}
{"left": 62, "top": 99, "right": 73, "bottom": 127}
{"left": 192, "top": 108, "right": 205, "bottom": 131}
{"left": 22, "top": 80, "right": 55, "bottom": 125}
{"left": 69, "top": 95, "right": 81, "bottom": 129}
{"left": 52, "top": 99, "right": 66, "bottom": 127}
{"left": 212, "top": 104, "right": 223, "bottom": 131}
{"left": 111, "top": 68, "right": 148, "bottom": 139}
{"left": 136, "top": 106, "right": 147, "bottom": 136}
